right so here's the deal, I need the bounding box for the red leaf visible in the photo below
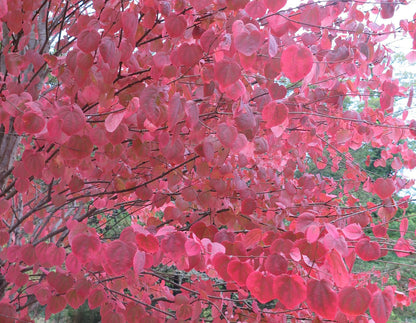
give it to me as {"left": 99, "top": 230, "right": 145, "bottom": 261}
{"left": 17, "top": 112, "right": 45, "bottom": 134}
{"left": 136, "top": 233, "right": 159, "bottom": 253}
{"left": 227, "top": 260, "right": 253, "bottom": 286}
{"left": 306, "top": 224, "right": 320, "bottom": 243}
{"left": 133, "top": 250, "right": 146, "bottom": 275}
{"left": 380, "top": 93, "right": 393, "bottom": 111}
{"left": 177, "top": 43, "right": 203, "bottom": 67}
{"left": 0, "top": 228, "right": 9, "bottom": 245}
{"left": 374, "top": 178, "right": 395, "bottom": 200}
{"left": 217, "top": 123, "right": 238, "bottom": 148}
{"left": 22, "top": 150, "right": 44, "bottom": 178}
{"left": 61, "top": 135, "right": 93, "bottom": 160}
{"left": 103, "top": 240, "right": 135, "bottom": 275}
{"left": 121, "top": 11, "right": 138, "bottom": 39}
{"left": 338, "top": 286, "right": 371, "bottom": 316}
{"left": 66, "top": 253, "right": 81, "bottom": 274}
{"left": 246, "top": 272, "right": 275, "bottom": 304}
{"left": 99, "top": 37, "right": 119, "bottom": 69}
{"left": 295, "top": 212, "right": 315, "bottom": 233}
{"left": 105, "top": 111, "right": 125, "bottom": 133}
{"left": 342, "top": 223, "right": 363, "bottom": 240}
{"left": 77, "top": 29, "right": 101, "bottom": 52}
{"left": 46, "top": 295, "right": 67, "bottom": 316}
{"left": 372, "top": 223, "right": 388, "bottom": 237}
{"left": 265, "top": 254, "right": 288, "bottom": 275}
{"left": 273, "top": 274, "right": 306, "bottom": 309}
{"left": 369, "top": 288, "right": 394, "bottom": 323}
{"left": 72, "top": 234, "right": 101, "bottom": 263}
{"left": 124, "top": 302, "right": 146, "bottom": 323}
{"left": 326, "top": 249, "right": 349, "bottom": 288}
{"left": 307, "top": 279, "right": 338, "bottom": 320}
{"left": 0, "top": 0, "right": 7, "bottom": 19}
{"left": 165, "top": 14, "right": 187, "bottom": 38}
{"left": 185, "top": 239, "right": 201, "bottom": 257}
{"left": 66, "top": 289, "right": 84, "bottom": 310}
{"left": 20, "top": 244, "right": 36, "bottom": 265}
{"left": 281, "top": 45, "right": 313, "bottom": 82}
{"left": 46, "top": 244, "right": 66, "bottom": 267}
{"left": 262, "top": 102, "right": 288, "bottom": 128}
{"left": 140, "top": 85, "right": 163, "bottom": 125}
{"left": 34, "top": 286, "right": 51, "bottom": 306}
{"left": 214, "top": 60, "right": 241, "bottom": 88}
{"left": 59, "top": 104, "right": 86, "bottom": 135}
{"left": 380, "top": 0, "right": 396, "bottom": 19}
{"left": 355, "top": 238, "right": 381, "bottom": 261}
{"left": 264, "top": 0, "right": 286, "bottom": 11}
{"left": 394, "top": 237, "right": 414, "bottom": 257}
{"left": 160, "top": 232, "right": 187, "bottom": 260}
{"left": 244, "top": 1, "right": 267, "bottom": 19}
{"left": 88, "top": 288, "right": 106, "bottom": 310}
{"left": 241, "top": 198, "right": 257, "bottom": 215}
{"left": 212, "top": 253, "right": 232, "bottom": 281}
{"left": 268, "top": 83, "right": 287, "bottom": 100}
{"left": 232, "top": 20, "right": 263, "bottom": 56}
{"left": 168, "top": 93, "right": 185, "bottom": 131}
{"left": 47, "top": 272, "right": 74, "bottom": 294}
{"left": 0, "top": 303, "right": 17, "bottom": 323}
{"left": 400, "top": 218, "right": 409, "bottom": 237}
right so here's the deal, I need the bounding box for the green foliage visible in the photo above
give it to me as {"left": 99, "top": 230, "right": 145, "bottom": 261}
{"left": 88, "top": 207, "right": 131, "bottom": 239}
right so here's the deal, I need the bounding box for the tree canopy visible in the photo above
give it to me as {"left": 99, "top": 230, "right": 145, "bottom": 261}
{"left": 0, "top": 0, "right": 416, "bottom": 322}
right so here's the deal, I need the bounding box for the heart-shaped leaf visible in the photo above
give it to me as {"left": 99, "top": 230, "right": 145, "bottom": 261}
{"left": 339, "top": 286, "right": 371, "bottom": 316}
{"left": 307, "top": 279, "right": 338, "bottom": 319}
{"left": 355, "top": 238, "right": 381, "bottom": 261}
{"left": 273, "top": 274, "right": 306, "bottom": 309}
{"left": 281, "top": 45, "right": 313, "bottom": 82}
{"left": 246, "top": 271, "right": 275, "bottom": 304}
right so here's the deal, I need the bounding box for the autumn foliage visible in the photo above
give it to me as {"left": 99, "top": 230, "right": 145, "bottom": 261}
{"left": 0, "top": 0, "right": 416, "bottom": 322}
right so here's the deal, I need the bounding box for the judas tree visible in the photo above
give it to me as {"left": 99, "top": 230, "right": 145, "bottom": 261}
{"left": 0, "top": 0, "right": 416, "bottom": 322}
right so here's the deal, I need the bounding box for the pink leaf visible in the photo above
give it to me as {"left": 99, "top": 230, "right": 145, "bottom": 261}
{"left": 72, "top": 234, "right": 101, "bottom": 263}
{"left": 262, "top": 102, "right": 288, "bottom": 128}
{"left": 232, "top": 20, "right": 263, "bottom": 56}
{"left": 105, "top": 111, "right": 125, "bottom": 133}
{"left": 227, "top": 260, "right": 253, "bottom": 286}
{"left": 400, "top": 218, "right": 409, "bottom": 237}
{"left": 306, "top": 224, "right": 320, "bottom": 243}
{"left": 177, "top": 43, "right": 203, "bottom": 67}
{"left": 394, "top": 238, "right": 414, "bottom": 257}
{"left": 168, "top": 93, "right": 185, "bottom": 130}
{"left": 133, "top": 250, "right": 146, "bottom": 275}
{"left": 61, "top": 135, "right": 93, "bottom": 160}
{"left": 307, "top": 279, "right": 338, "bottom": 320}
{"left": 374, "top": 178, "right": 395, "bottom": 200}
{"left": 59, "top": 105, "right": 86, "bottom": 135}
{"left": 281, "top": 45, "right": 313, "bottom": 82}
{"left": 165, "top": 14, "right": 187, "bottom": 38}
{"left": 369, "top": 288, "right": 394, "bottom": 323}
{"left": 342, "top": 223, "right": 363, "bottom": 240}
{"left": 265, "top": 254, "right": 288, "bottom": 275}
{"left": 246, "top": 272, "right": 275, "bottom": 304}
{"left": 273, "top": 274, "right": 306, "bottom": 309}
{"left": 77, "top": 29, "right": 101, "bottom": 53}
{"left": 355, "top": 238, "right": 381, "bottom": 261}
{"left": 103, "top": 240, "right": 135, "bottom": 275}
{"left": 264, "top": 0, "right": 286, "bottom": 11}
{"left": 136, "top": 233, "right": 159, "bottom": 253}
{"left": 338, "top": 287, "right": 371, "bottom": 316}
{"left": 217, "top": 123, "right": 238, "bottom": 148}
{"left": 0, "top": 0, "right": 8, "bottom": 19}
{"left": 214, "top": 60, "right": 241, "bottom": 88}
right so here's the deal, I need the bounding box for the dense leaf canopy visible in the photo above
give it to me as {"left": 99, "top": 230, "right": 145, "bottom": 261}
{"left": 0, "top": 0, "right": 415, "bottom": 322}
